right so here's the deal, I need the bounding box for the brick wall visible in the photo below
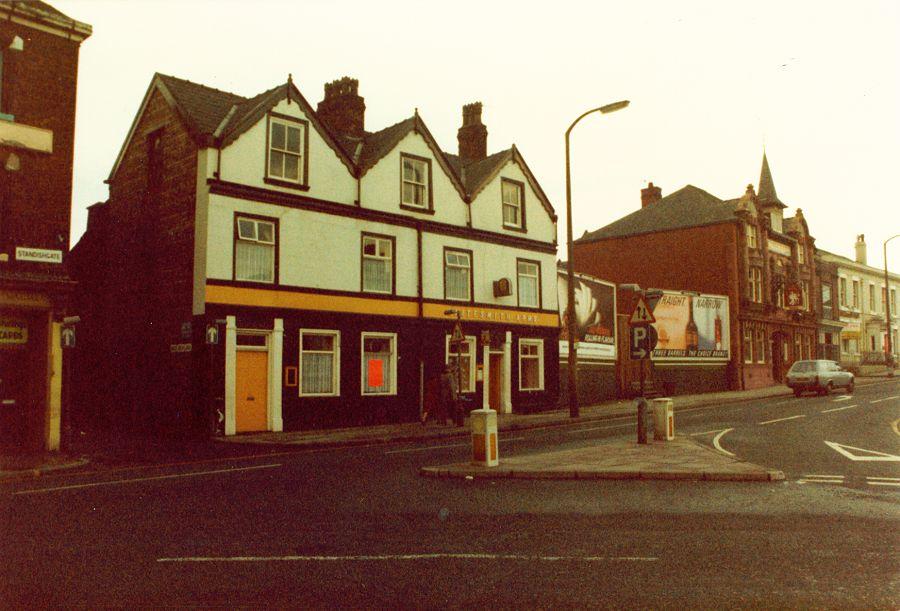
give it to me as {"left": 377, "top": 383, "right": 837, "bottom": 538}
{"left": 0, "top": 20, "right": 81, "bottom": 258}
{"left": 75, "top": 87, "right": 199, "bottom": 433}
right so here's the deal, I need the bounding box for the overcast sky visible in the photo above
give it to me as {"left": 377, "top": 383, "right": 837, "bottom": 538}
{"left": 56, "top": 0, "right": 900, "bottom": 269}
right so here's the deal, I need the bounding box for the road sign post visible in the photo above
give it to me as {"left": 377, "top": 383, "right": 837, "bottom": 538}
{"left": 629, "top": 297, "right": 658, "bottom": 444}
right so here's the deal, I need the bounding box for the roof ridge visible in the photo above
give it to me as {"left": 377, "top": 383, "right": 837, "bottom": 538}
{"left": 156, "top": 72, "right": 247, "bottom": 101}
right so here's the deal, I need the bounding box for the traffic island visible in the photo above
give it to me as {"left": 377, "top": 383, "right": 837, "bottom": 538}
{"left": 419, "top": 436, "right": 785, "bottom": 482}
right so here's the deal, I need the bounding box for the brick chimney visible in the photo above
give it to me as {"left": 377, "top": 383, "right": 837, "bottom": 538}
{"left": 316, "top": 77, "right": 365, "bottom": 138}
{"left": 855, "top": 234, "right": 867, "bottom": 265}
{"left": 641, "top": 182, "right": 662, "bottom": 208}
{"left": 457, "top": 102, "right": 487, "bottom": 163}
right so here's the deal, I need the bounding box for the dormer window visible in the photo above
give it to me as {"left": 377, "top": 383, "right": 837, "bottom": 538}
{"left": 400, "top": 154, "right": 432, "bottom": 211}
{"left": 502, "top": 179, "right": 525, "bottom": 230}
{"left": 266, "top": 114, "right": 308, "bottom": 188}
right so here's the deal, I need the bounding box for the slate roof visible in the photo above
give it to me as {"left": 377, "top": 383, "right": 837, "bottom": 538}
{"left": 114, "top": 73, "right": 555, "bottom": 218}
{"left": 758, "top": 153, "right": 786, "bottom": 208}
{"left": 578, "top": 185, "right": 739, "bottom": 242}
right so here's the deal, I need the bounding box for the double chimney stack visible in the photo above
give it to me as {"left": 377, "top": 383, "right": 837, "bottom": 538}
{"left": 315, "top": 77, "right": 488, "bottom": 163}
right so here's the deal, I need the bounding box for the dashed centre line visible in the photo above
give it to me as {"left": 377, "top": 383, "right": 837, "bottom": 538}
{"left": 759, "top": 414, "right": 806, "bottom": 425}
{"left": 870, "top": 395, "right": 899, "bottom": 404}
{"left": 385, "top": 437, "right": 526, "bottom": 454}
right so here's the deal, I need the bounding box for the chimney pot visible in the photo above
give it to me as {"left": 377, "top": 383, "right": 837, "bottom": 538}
{"left": 855, "top": 234, "right": 867, "bottom": 265}
{"left": 641, "top": 182, "right": 662, "bottom": 208}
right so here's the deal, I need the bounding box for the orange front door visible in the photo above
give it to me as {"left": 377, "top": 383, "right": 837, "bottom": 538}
{"left": 236, "top": 350, "right": 268, "bottom": 433}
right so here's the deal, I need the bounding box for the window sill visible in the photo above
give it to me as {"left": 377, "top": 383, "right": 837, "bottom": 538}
{"left": 264, "top": 177, "right": 310, "bottom": 191}
{"left": 399, "top": 203, "right": 435, "bottom": 215}
{"left": 503, "top": 224, "right": 527, "bottom": 234}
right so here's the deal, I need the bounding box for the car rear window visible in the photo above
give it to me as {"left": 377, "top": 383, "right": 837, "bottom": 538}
{"left": 790, "top": 361, "right": 817, "bottom": 373}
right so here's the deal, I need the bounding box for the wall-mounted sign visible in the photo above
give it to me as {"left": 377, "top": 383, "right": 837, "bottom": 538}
{"left": 15, "top": 247, "right": 62, "bottom": 264}
{"left": 0, "top": 322, "right": 28, "bottom": 345}
{"left": 61, "top": 326, "right": 76, "bottom": 348}
{"left": 170, "top": 343, "right": 192, "bottom": 353}
{"left": 493, "top": 278, "right": 512, "bottom": 297}
{"left": 650, "top": 292, "right": 730, "bottom": 360}
{"left": 784, "top": 281, "right": 803, "bottom": 310}
{"left": 557, "top": 271, "right": 617, "bottom": 360}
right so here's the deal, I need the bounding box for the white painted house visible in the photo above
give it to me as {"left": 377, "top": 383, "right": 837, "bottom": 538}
{"left": 74, "top": 75, "right": 560, "bottom": 434}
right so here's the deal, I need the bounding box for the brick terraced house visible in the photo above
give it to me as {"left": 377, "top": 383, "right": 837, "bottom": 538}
{"left": 573, "top": 154, "right": 819, "bottom": 392}
{"left": 72, "top": 74, "right": 560, "bottom": 436}
{"left": 0, "top": 1, "right": 90, "bottom": 452}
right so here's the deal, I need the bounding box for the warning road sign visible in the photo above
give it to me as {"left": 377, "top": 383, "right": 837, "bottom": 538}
{"left": 629, "top": 296, "right": 656, "bottom": 325}
{"left": 450, "top": 321, "right": 465, "bottom": 344}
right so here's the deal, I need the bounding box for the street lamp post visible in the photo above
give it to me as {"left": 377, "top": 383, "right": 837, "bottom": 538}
{"left": 884, "top": 235, "right": 899, "bottom": 376}
{"left": 565, "top": 100, "right": 629, "bottom": 418}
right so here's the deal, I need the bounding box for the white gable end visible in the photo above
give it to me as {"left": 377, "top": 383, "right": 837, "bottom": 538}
{"left": 215, "top": 98, "right": 356, "bottom": 205}
{"left": 470, "top": 159, "right": 556, "bottom": 243}
{"left": 360, "top": 131, "right": 467, "bottom": 226}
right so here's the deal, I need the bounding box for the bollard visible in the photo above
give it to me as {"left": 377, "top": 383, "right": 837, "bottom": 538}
{"left": 651, "top": 398, "right": 675, "bottom": 441}
{"left": 470, "top": 408, "right": 499, "bottom": 467}
{"left": 636, "top": 397, "right": 649, "bottom": 444}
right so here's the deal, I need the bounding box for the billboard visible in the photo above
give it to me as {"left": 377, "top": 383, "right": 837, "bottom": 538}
{"left": 650, "top": 292, "right": 730, "bottom": 360}
{"left": 557, "top": 271, "right": 617, "bottom": 359}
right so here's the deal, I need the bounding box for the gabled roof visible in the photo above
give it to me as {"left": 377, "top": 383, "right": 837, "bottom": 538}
{"left": 578, "top": 185, "right": 738, "bottom": 242}
{"left": 758, "top": 152, "right": 786, "bottom": 209}
{"left": 108, "top": 73, "right": 355, "bottom": 181}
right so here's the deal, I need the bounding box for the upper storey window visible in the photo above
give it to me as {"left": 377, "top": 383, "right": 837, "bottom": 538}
{"left": 267, "top": 115, "right": 308, "bottom": 188}
{"left": 502, "top": 179, "right": 525, "bottom": 230}
{"left": 400, "top": 154, "right": 432, "bottom": 211}
{"left": 444, "top": 248, "right": 472, "bottom": 302}
{"left": 235, "top": 216, "right": 276, "bottom": 283}
{"left": 746, "top": 224, "right": 758, "bottom": 249}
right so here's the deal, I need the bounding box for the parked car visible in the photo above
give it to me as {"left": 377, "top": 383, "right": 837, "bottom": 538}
{"left": 786, "top": 360, "right": 854, "bottom": 396}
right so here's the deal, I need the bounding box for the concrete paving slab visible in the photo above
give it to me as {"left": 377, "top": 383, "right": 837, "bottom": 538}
{"left": 420, "top": 436, "right": 784, "bottom": 482}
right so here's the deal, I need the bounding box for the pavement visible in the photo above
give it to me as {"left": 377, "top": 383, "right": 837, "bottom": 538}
{"left": 1, "top": 373, "right": 893, "bottom": 482}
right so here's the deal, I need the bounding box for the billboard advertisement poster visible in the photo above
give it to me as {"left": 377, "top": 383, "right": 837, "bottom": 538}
{"left": 651, "top": 292, "right": 730, "bottom": 360}
{"left": 557, "top": 271, "right": 617, "bottom": 360}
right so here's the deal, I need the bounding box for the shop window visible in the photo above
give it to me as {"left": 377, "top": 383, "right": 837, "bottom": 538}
{"left": 361, "top": 333, "right": 397, "bottom": 395}
{"left": 444, "top": 249, "right": 472, "bottom": 302}
{"left": 361, "top": 234, "right": 394, "bottom": 294}
{"left": 518, "top": 339, "right": 544, "bottom": 391}
{"left": 299, "top": 330, "right": 339, "bottom": 396}
{"left": 516, "top": 259, "right": 540, "bottom": 308}
{"left": 235, "top": 216, "right": 276, "bottom": 283}
{"left": 445, "top": 335, "right": 476, "bottom": 393}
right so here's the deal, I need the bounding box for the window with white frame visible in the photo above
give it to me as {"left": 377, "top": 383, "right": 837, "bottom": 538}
{"left": 445, "top": 335, "right": 476, "bottom": 393}
{"left": 362, "top": 235, "right": 393, "bottom": 294}
{"left": 299, "top": 330, "right": 339, "bottom": 396}
{"left": 267, "top": 117, "right": 305, "bottom": 184}
{"left": 502, "top": 179, "right": 524, "bottom": 229}
{"left": 797, "top": 244, "right": 805, "bottom": 265}
{"left": 401, "top": 155, "right": 429, "bottom": 208}
{"left": 891, "top": 288, "right": 896, "bottom": 313}
{"left": 743, "top": 325, "right": 754, "bottom": 363}
{"left": 746, "top": 224, "right": 758, "bottom": 249}
{"left": 235, "top": 217, "right": 276, "bottom": 283}
{"left": 361, "top": 333, "right": 397, "bottom": 395}
{"left": 444, "top": 249, "right": 472, "bottom": 301}
{"left": 517, "top": 260, "right": 540, "bottom": 308}
{"left": 852, "top": 280, "right": 860, "bottom": 309}
{"left": 754, "top": 328, "right": 766, "bottom": 363}
{"left": 519, "top": 339, "right": 544, "bottom": 391}
{"left": 801, "top": 280, "right": 809, "bottom": 311}
{"left": 839, "top": 277, "right": 847, "bottom": 306}
{"left": 749, "top": 267, "right": 762, "bottom": 302}
{"left": 869, "top": 283, "right": 877, "bottom": 312}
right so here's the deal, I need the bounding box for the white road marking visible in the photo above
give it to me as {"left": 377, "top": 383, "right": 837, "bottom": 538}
{"left": 759, "top": 414, "right": 806, "bottom": 425}
{"left": 13, "top": 464, "right": 282, "bottom": 495}
{"left": 822, "top": 404, "right": 857, "bottom": 413}
{"left": 870, "top": 395, "right": 899, "bottom": 404}
{"left": 566, "top": 423, "right": 633, "bottom": 435}
{"left": 867, "top": 476, "right": 900, "bottom": 481}
{"left": 831, "top": 396, "right": 852, "bottom": 402}
{"left": 711, "top": 428, "right": 735, "bottom": 457}
{"left": 385, "top": 438, "right": 525, "bottom": 455}
{"left": 824, "top": 441, "right": 900, "bottom": 462}
{"left": 773, "top": 400, "right": 797, "bottom": 406}
{"left": 797, "top": 479, "right": 843, "bottom": 485}
{"left": 689, "top": 430, "right": 727, "bottom": 436}
{"left": 867, "top": 481, "right": 900, "bottom": 487}
{"left": 157, "top": 553, "right": 659, "bottom": 563}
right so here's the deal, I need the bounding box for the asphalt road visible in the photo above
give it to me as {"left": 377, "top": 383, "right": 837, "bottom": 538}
{"left": 1, "top": 380, "right": 897, "bottom": 608}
